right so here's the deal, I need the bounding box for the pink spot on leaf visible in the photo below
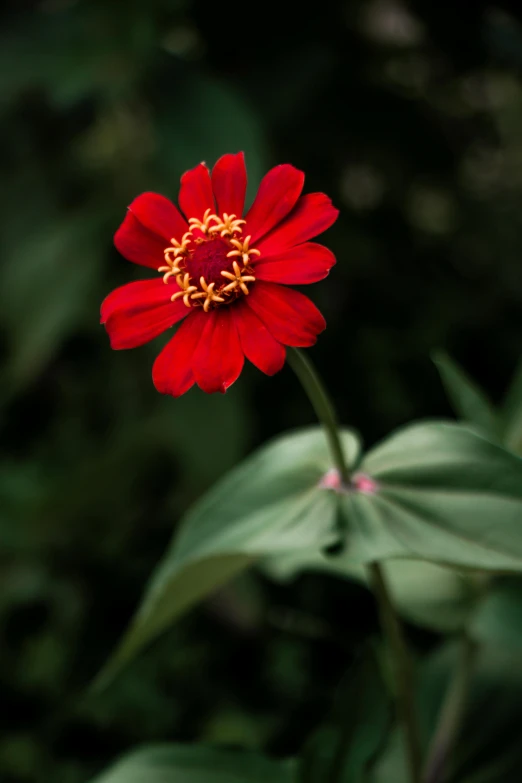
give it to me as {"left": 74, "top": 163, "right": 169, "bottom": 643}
{"left": 319, "top": 468, "right": 342, "bottom": 491}
{"left": 352, "top": 473, "right": 378, "bottom": 494}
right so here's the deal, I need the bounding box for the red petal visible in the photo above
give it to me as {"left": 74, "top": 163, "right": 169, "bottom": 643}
{"left": 179, "top": 162, "right": 215, "bottom": 222}
{"left": 211, "top": 152, "right": 247, "bottom": 218}
{"left": 246, "top": 281, "right": 326, "bottom": 347}
{"left": 114, "top": 212, "right": 168, "bottom": 269}
{"left": 232, "top": 299, "right": 286, "bottom": 375}
{"left": 101, "top": 278, "right": 176, "bottom": 323}
{"left": 152, "top": 309, "right": 207, "bottom": 397}
{"left": 245, "top": 164, "right": 304, "bottom": 244}
{"left": 104, "top": 296, "right": 189, "bottom": 350}
{"left": 128, "top": 192, "right": 188, "bottom": 243}
{"left": 256, "top": 193, "right": 339, "bottom": 256}
{"left": 192, "top": 309, "right": 244, "bottom": 393}
{"left": 253, "top": 242, "right": 336, "bottom": 285}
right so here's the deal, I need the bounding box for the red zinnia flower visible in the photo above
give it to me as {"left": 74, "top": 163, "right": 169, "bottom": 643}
{"left": 101, "top": 153, "right": 338, "bottom": 396}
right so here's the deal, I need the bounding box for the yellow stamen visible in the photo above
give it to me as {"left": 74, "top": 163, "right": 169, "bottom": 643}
{"left": 188, "top": 208, "right": 222, "bottom": 235}
{"left": 161, "top": 210, "right": 259, "bottom": 310}
{"left": 161, "top": 231, "right": 194, "bottom": 282}
{"left": 170, "top": 271, "right": 198, "bottom": 307}
{"left": 225, "top": 234, "right": 261, "bottom": 268}
{"left": 208, "top": 213, "right": 246, "bottom": 237}
{"left": 188, "top": 277, "right": 226, "bottom": 311}
{"left": 221, "top": 260, "right": 256, "bottom": 295}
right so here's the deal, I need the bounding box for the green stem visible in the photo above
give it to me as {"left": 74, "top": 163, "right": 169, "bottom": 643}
{"left": 422, "top": 636, "right": 475, "bottom": 783}
{"left": 369, "top": 563, "right": 423, "bottom": 783}
{"left": 286, "top": 348, "right": 349, "bottom": 483}
{"left": 287, "top": 347, "right": 422, "bottom": 783}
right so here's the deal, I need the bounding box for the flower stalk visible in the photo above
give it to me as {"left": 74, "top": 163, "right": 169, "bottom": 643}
{"left": 287, "top": 347, "right": 422, "bottom": 783}
{"left": 369, "top": 562, "right": 423, "bottom": 783}
{"left": 286, "top": 348, "right": 349, "bottom": 485}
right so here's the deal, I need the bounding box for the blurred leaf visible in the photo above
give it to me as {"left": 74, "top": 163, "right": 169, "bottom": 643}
{"left": 0, "top": 735, "right": 47, "bottom": 779}
{"left": 501, "top": 358, "right": 522, "bottom": 455}
{"left": 0, "top": 214, "right": 105, "bottom": 388}
{"left": 263, "top": 555, "right": 480, "bottom": 633}
{"left": 157, "top": 384, "right": 251, "bottom": 484}
{"left": 0, "top": 8, "right": 154, "bottom": 108}
{"left": 202, "top": 706, "right": 272, "bottom": 748}
{"left": 469, "top": 578, "right": 522, "bottom": 649}
{"left": 41, "top": 383, "right": 251, "bottom": 542}
{"left": 157, "top": 72, "right": 268, "bottom": 204}
{"left": 91, "top": 744, "right": 296, "bottom": 783}
{"left": 96, "top": 428, "right": 360, "bottom": 686}
{"left": 432, "top": 352, "right": 500, "bottom": 440}
{"left": 486, "top": 11, "right": 522, "bottom": 70}
{"left": 373, "top": 638, "right": 522, "bottom": 782}
{"left": 0, "top": 462, "right": 48, "bottom": 552}
{"left": 340, "top": 421, "right": 522, "bottom": 572}
{"left": 370, "top": 733, "right": 407, "bottom": 783}
{"left": 302, "top": 652, "right": 391, "bottom": 783}
{"left": 420, "top": 642, "right": 522, "bottom": 783}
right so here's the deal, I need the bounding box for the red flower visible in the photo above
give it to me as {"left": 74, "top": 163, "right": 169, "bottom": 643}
{"left": 101, "top": 153, "right": 338, "bottom": 396}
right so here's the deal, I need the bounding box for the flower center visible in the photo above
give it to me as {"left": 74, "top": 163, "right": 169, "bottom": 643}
{"left": 159, "top": 209, "right": 260, "bottom": 312}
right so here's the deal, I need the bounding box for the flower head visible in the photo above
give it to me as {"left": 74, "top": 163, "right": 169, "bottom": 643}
{"left": 101, "top": 153, "right": 338, "bottom": 396}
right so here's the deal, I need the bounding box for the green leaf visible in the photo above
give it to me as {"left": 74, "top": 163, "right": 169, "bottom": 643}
{"left": 371, "top": 640, "right": 522, "bottom": 782}
{"left": 420, "top": 642, "right": 522, "bottom": 783}
{"left": 432, "top": 352, "right": 500, "bottom": 440}
{"left": 158, "top": 72, "right": 268, "bottom": 206}
{"left": 91, "top": 744, "right": 296, "bottom": 783}
{"left": 96, "top": 427, "right": 360, "bottom": 687}
{"left": 302, "top": 652, "right": 391, "bottom": 783}
{"left": 469, "top": 578, "right": 522, "bottom": 649}
{"left": 264, "top": 554, "right": 480, "bottom": 633}
{"left": 0, "top": 213, "right": 105, "bottom": 388}
{"left": 501, "top": 358, "right": 522, "bottom": 455}
{"left": 340, "top": 421, "right": 522, "bottom": 572}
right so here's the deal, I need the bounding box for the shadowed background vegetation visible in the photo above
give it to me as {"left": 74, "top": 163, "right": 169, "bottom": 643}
{"left": 2, "top": 1, "right": 522, "bottom": 781}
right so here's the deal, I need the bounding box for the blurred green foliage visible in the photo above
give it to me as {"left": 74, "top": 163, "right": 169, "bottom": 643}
{"left": 2, "top": 1, "right": 522, "bottom": 781}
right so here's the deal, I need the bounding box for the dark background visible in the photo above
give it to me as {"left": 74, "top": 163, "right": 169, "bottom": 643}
{"left": 1, "top": 1, "right": 522, "bottom": 781}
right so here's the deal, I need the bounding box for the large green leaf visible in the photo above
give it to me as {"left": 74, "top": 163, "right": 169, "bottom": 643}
{"left": 432, "top": 352, "right": 500, "bottom": 440}
{"left": 340, "top": 421, "right": 522, "bottom": 571}
{"left": 263, "top": 554, "right": 480, "bottom": 633}
{"left": 96, "top": 427, "right": 360, "bottom": 686}
{"left": 91, "top": 744, "right": 296, "bottom": 783}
